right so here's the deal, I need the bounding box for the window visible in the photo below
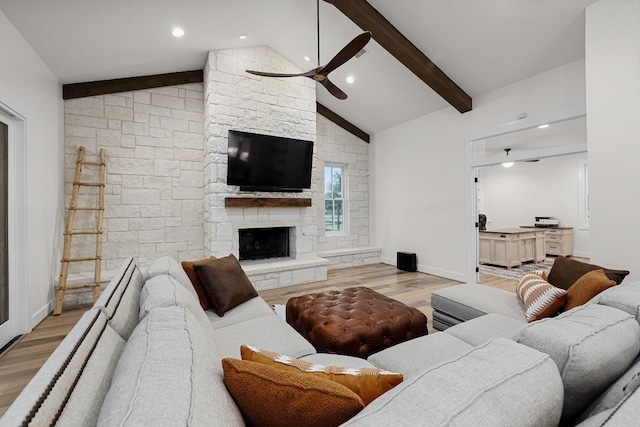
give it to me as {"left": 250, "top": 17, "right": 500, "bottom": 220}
{"left": 324, "top": 165, "right": 345, "bottom": 233}
{"left": 577, "top": 161, "right": 589, "bottom": 229}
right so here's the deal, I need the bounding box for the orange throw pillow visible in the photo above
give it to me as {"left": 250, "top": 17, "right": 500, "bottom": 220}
{"left": 564, "top": 269, "right": 616, "bottom": 311}
{"left": 181, "top": 256, "right": 217, "bottom": 310}
{"left": 240, "top": 345, "right": 402, "bottom": 405}
{"left": 516, "top": 272, "right": 567, "bottom": 322}
{"left": 222, "top": 358, "right": 364, "bottom": 427}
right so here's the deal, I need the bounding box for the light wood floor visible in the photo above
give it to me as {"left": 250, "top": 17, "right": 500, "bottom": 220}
{"left": 0, "top": 265, "right": 516, "bottom": 417}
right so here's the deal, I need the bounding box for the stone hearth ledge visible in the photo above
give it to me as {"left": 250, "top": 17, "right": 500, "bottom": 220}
{"left": 318, "top": 247, "right": 382, "bottom": 270}
{"left": 241, "top": 256, "right": 330, "bottom": 291}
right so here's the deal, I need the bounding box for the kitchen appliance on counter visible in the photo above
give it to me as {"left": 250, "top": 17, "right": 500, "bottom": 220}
{"left": 534, "top": 216, "right": 559, "bottom": 227}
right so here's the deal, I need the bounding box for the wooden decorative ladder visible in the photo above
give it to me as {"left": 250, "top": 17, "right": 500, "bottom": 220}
{"left": 54, "top": 147, "right": 106, "bottom": 315}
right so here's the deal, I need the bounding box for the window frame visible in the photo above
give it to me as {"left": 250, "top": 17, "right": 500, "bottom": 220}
{"left": 324, "top": 163, "right": 347, "bottom": 235}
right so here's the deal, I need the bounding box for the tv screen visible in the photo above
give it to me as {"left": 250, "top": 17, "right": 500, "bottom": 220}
{"left": 227, "top": 130, "right": 314, "bottom": 192}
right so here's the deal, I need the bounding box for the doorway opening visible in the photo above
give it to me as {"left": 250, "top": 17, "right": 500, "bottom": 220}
{"left": 0, "top": 103, "right": 28, "bottom": 351}
{"left": 0, "top": 121, "right": 7, "bottom": 329}
{"left": 465, "top": 106, "right": 588, "bottom": 285}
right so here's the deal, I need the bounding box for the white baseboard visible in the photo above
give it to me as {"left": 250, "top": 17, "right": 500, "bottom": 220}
{"left": 30, "top": 301, "right": 53, "bottom": 331}
{"left": 380, "top": 257, "right": 467, "bottom": 283}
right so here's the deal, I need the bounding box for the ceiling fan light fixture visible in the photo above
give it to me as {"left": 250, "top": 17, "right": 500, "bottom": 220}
{"left": 346, "top": 75, "right": 355, "bottom": 84}
{"left": 502, "top": 148, "right": 514, "bottom": 168}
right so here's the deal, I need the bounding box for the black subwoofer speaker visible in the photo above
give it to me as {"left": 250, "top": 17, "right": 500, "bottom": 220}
{"left": 397, "top": 252, "right": 417, "bottom": 272}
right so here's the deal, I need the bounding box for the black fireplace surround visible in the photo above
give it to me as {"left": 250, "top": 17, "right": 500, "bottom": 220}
{"left": 238, "top": 227, "right": 290, "bottom": 261}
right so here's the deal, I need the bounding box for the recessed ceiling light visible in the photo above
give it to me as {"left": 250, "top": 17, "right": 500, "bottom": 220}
{"left": 239, "top": 34, "right": 247, "bottom": 40}
{"left": 346, "top": 76, "right": 355, "bottom": 84}
{"left": 172, "top": 27, "right": 184, "bottom": 37}
{"left": 304, "top": 56, "right": 311, "bottom": 62}
{"left": 538, "top": 124, "right": 550, "bottom": 129}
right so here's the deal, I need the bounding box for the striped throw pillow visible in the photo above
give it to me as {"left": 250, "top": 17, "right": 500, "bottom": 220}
{"left": 517, "top": 272, "right": 568, "bottom": 322}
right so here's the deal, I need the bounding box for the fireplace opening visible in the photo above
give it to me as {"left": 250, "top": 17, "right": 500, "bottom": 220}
{"left": 239, "top": 227, "right": 290, "bottom": 261}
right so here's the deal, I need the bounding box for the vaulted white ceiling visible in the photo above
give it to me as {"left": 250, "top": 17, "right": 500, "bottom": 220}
{"left": 0, "top": 0, "right": 597, "bottom": 134}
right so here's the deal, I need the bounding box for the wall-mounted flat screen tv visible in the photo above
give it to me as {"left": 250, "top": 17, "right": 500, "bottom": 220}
{"left": 227, "top": 130, "right": 313, "bottom": 192}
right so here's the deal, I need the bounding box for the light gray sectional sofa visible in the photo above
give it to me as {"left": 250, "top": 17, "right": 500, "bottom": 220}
{"left": 2, "top": 257, "right": 640, "bottom": 426}
{"left": 431, "top": 279, "right": 640, "bottom": 426}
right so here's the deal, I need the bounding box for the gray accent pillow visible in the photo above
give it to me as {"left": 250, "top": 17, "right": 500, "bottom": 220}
{"left": 511, "top": 304, "right": 640, "bottom": 422}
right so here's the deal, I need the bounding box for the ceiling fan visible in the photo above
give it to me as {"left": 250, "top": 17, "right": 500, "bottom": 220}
{"left": 245, "top": 0, "right": 371, "bottom": 100}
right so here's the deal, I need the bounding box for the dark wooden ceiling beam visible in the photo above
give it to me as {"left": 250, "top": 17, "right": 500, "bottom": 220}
{"left": 317, "top": 103, "right": 370, "bottom": 143}
{"left": 324, "top": 0, "right": 472, "bottom": 113}
{"left": 62, "top": 70, "right": 204, "bottom": 100}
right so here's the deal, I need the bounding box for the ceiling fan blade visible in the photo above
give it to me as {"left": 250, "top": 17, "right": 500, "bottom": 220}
{"left": 320, "top": 32, "right": 372, "bottom": 76}
{"left": 321, "top": 78, "right": 348, "bottom": 100}
{"left": 245, "top": 69, "right": 316, "bottom": 78}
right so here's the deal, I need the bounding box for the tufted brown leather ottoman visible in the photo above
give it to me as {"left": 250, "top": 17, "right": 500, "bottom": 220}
{"left": 286, "top": 287, "right": 428, "bottom": 359}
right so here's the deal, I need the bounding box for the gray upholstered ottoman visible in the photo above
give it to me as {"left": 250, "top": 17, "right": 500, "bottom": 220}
{"left": 431, "top": 283, "right": 526, "bottom": 330}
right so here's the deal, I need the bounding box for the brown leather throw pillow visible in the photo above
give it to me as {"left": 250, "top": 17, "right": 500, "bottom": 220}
{"left": 181, "top": 256, "right": 217, "bottom": 310}
{"left": 194, "top": 254, "right": 258, "bottom": 316}
{"left": 547, "top": 256, "right": 629, "bottom": 290}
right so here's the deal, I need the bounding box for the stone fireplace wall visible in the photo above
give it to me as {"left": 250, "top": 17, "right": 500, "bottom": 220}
{"left": 61, "top": 45, "right": 377, "bottom": 301}
{"left": 315, "top": 114, "right": 371, "bottom": 250}
{"left": 203, "top": 47, "right": 318, "bottom": 264}
{"left": 63, "top": 84, "right": 206, "bottom": 274}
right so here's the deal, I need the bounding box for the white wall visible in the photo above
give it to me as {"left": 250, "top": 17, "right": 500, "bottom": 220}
{"left": 371, "top": 59, "right": 586, "bottom": 281}
{"left": 0, "top": 10, "right": 63, "bottom": 326}
{"left": 480, "top": 153, "right": 590, "bottom": 257}
{"left": 586, "top": 0, "right": 640, "bottom": 280}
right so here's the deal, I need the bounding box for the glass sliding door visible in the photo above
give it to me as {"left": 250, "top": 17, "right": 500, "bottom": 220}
{"left": 0, "top": 122, "right": 7, "bottom": 328}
